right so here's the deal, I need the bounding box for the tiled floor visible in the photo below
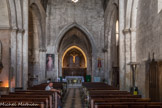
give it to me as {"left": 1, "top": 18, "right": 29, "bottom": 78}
{"left": 63, "top": 88, "right": 85, "bottom": 108}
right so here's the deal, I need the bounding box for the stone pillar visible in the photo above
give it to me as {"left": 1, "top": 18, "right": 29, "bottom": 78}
{"left": 22, "top": 0, "right": 29, "bottom": 90}
{"left": 55, "top": 53, "right": 59, "bottom": 81}
{"left": 10, "top": 29, "right": 17, "bottom": 92}
{"left": 130, "top": 28, "right": 136, "bottom": 62}
{"left": 87, "top": 55, "right": 92, "bottom": 77}
{"left": 123, "top": 29, "right": 131, "bottom": 91}
{"left": 104, "top": 51, "right": 108, "bottom": 82}
{"left": 119, "top": 0, "right": 126, "bottom": 90}
{"left": 92, "top": 53, "right": 97, "bottom": 81}
{"left": 16, "top": 29, "right": 24, "bottom": 88}
{"left": 39, "top": 48, "right": 46, "bottom": 83}
{"left": 15, "top": 0, "right": 23, "bottom": 88}
{"left": 130, "top": 0, "right": 139, "bottom": 62}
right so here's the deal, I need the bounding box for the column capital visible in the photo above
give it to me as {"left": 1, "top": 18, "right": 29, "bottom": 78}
{"left": 39, "top": 48, "right": 47, "bottom": 52}
{"left": 123, "top": 28, "right": 136, "bottom": 34}
{"left": 123, "top": 28, "right": 130, "bottom": 34}
{"left": 17, "top": 28, "right": 25, "bottom": 33}
{"left": 129, "top": 28, "right": 136, "bottom": 32}
{"left": 10, "top": 27, "right": 18, "bottom": 32}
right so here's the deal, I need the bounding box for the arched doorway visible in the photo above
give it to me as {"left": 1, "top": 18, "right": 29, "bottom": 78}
{"left": 58, "top": 27, "right": 92, "bottom": 80}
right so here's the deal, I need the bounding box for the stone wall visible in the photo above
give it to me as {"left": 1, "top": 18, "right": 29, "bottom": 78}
{"left": 136, "top": 0, "right": 162, "bottom": 97}
{"left": 0, "top": 0, "right": 10, "bottom": 28}
{"left": 0, "top": 30, "right": 10, "bottom": 87}
{"left": 46, "top": 0, "right": 105, "bottom": 80}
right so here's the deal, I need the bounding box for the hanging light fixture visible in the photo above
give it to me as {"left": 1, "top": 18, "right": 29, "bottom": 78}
{"left": 72, "top": 0, "right": 79, "bottom": 3}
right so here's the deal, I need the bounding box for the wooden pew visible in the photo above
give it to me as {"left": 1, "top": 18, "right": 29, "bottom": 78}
{"left": 28, "top": 82, "right": 65, "bottom": 98}
{"left": 89, "top": 95, "right": 142, "bottom": 108}
{"left": 0, "top": 82, "right": 64, "bottom": 108}
{"left": 91, "top": 98, "right": 151, "bottom": 108}
{"left": 1, "top": 95, "right": 51, "bottom": 108}
{"left": 94, "top": 102, "right": 162, "bottom": 108}
{"left": 82, "top": 82, "right": 162, "bottom": 108}
{"left": 88, "top": 90, "right": 143, "bottom": 108}
{"left": 10, "top": 90, "right": 57, "bottom": 108}
{"left": 0, "top": 99, "right": 46, "bottom": 108}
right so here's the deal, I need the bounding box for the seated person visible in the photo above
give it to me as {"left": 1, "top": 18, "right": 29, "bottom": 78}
{"left": 45, "top": 82, "right": 60, "bottom": 93}
{"left": 45, "top": 82, "right": 62, "bottom": 108}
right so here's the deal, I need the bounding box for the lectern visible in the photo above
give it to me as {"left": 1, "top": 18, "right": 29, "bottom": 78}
{"left": 128, "top": 62, "right": 139, "bottom": 95}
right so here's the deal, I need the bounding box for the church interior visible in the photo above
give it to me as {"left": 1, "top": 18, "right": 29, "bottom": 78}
{"left": 0, "top": 0, "right": 162, "bottom": 107}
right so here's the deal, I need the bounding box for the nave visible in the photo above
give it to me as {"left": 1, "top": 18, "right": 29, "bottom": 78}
{"left": 1, "top": 0, "right": 162, "bottom": 106}
{"left": 62, "top": 88, "right": 84, "bottom": 108}
{"left": 1, "top": 82, "right": 162, "bottom": 108}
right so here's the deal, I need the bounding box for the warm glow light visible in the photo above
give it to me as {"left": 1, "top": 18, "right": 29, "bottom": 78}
{"left": 4, "top": 81, "right": 9, "bottom": 87}
{"left": 62, "top": 46, "right": 87, "bottom": 68}
{"left": 72, "top": 0, "right": 79, "bottom": 3}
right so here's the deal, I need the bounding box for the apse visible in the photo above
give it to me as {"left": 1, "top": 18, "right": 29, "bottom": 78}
{"left": 58, "top": 27, "right": 92, "bottom": 77}
{"left": 62, "top": 46, "right": 86, "bottom": 68}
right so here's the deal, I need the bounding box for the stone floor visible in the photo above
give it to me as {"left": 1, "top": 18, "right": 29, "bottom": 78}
{"left": 62, "top": 88, "right": 85, "bottom": 108}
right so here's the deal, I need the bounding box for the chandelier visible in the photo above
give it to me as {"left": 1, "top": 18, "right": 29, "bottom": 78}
{"left": 72, "top": 0, "right": 79, "bottom": 3}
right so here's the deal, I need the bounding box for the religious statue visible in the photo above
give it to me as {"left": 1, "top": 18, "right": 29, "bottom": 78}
{"left": 97, "top": 57, "right": 102, "bottom": 71}
{"left": 70, "top": 52, "right": 78, "bottom": 63}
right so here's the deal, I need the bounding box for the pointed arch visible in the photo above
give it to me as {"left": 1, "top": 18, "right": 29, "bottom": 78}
{"left": 55, "top": 23, "right": 96, "bottom": 53}
{"left": 62, "top": 45, "right": 87, "bottom": 67}
{"left": 29, "top": 2, "right": 46, "bottom": 50}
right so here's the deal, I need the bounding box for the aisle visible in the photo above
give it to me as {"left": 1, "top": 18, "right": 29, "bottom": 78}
{"left": 63, "top": 88, "right": 84, "bottom": 108}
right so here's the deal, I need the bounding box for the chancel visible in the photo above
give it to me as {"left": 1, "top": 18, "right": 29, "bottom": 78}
{"left": 0, "top": 0, "right": 162, "bottom": 108}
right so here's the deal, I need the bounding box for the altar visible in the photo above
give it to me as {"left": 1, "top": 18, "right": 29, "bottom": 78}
{"left": 65, "top": 76, "right": 84, "bottom": 87}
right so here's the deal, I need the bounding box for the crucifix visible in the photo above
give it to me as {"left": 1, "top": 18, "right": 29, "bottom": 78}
{"left": 70, "top": 52, "right": 78, "bottom": 63}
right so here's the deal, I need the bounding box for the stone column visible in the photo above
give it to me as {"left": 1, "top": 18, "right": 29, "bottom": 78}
{"left": 92, "top": 52, "right": 97, "bottom": 81}
{"left": 123, "top": 29, "right": 131, "bottom": 91}
{"left": 119, "top": 0, "right": 126, "bottom": 90}
{"left": 130, "top": 28, "right": 136, "bottom": 62}
{"left": 8, "top": 0, "right": 17, "bottom": 92}
{"left": 15, "top": 0, "right": 23, "bottom": 88}
{"left": 130, "top": 0, "right": 139, "bottom": 62}
{"left": 10, "top": 29, "right": 17, "bottom": 92}
{"left": 16, "top": 29, "right": 24, "bottom": 88}
{"left": 39, "top": 48, "right": 46, "bottom": 83}
{"left": 22, "top": 0, "right": 29, "bottom": 90}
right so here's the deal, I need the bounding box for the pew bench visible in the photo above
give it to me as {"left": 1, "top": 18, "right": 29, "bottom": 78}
{"left": 94, "top": 102, "right": 162, "bottom": 108}
{"left": 10, "top": 91, "right": 57, "bottom": 108}
{"left": 1, "top": 95, "right": 52, "bottom": 108}
{"left": 0, "top": 99, "right": 46, "bottom": 108}
{"left": 90, "top": 98, "right": 151, "bottom": 108}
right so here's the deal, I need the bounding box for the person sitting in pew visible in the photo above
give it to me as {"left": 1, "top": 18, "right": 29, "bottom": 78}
{"left": 45, "top": 82, "right": 62, "bottom": 108}
{"left": 45, "top": 82, "right": 60, "bottom": 93}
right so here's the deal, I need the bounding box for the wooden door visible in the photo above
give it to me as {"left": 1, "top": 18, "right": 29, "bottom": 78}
{"left": 158, "top": 61, "right": 162, "bottom": 102}
{"left": 149, "top": 59, "right": 159, "bottom": 101}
